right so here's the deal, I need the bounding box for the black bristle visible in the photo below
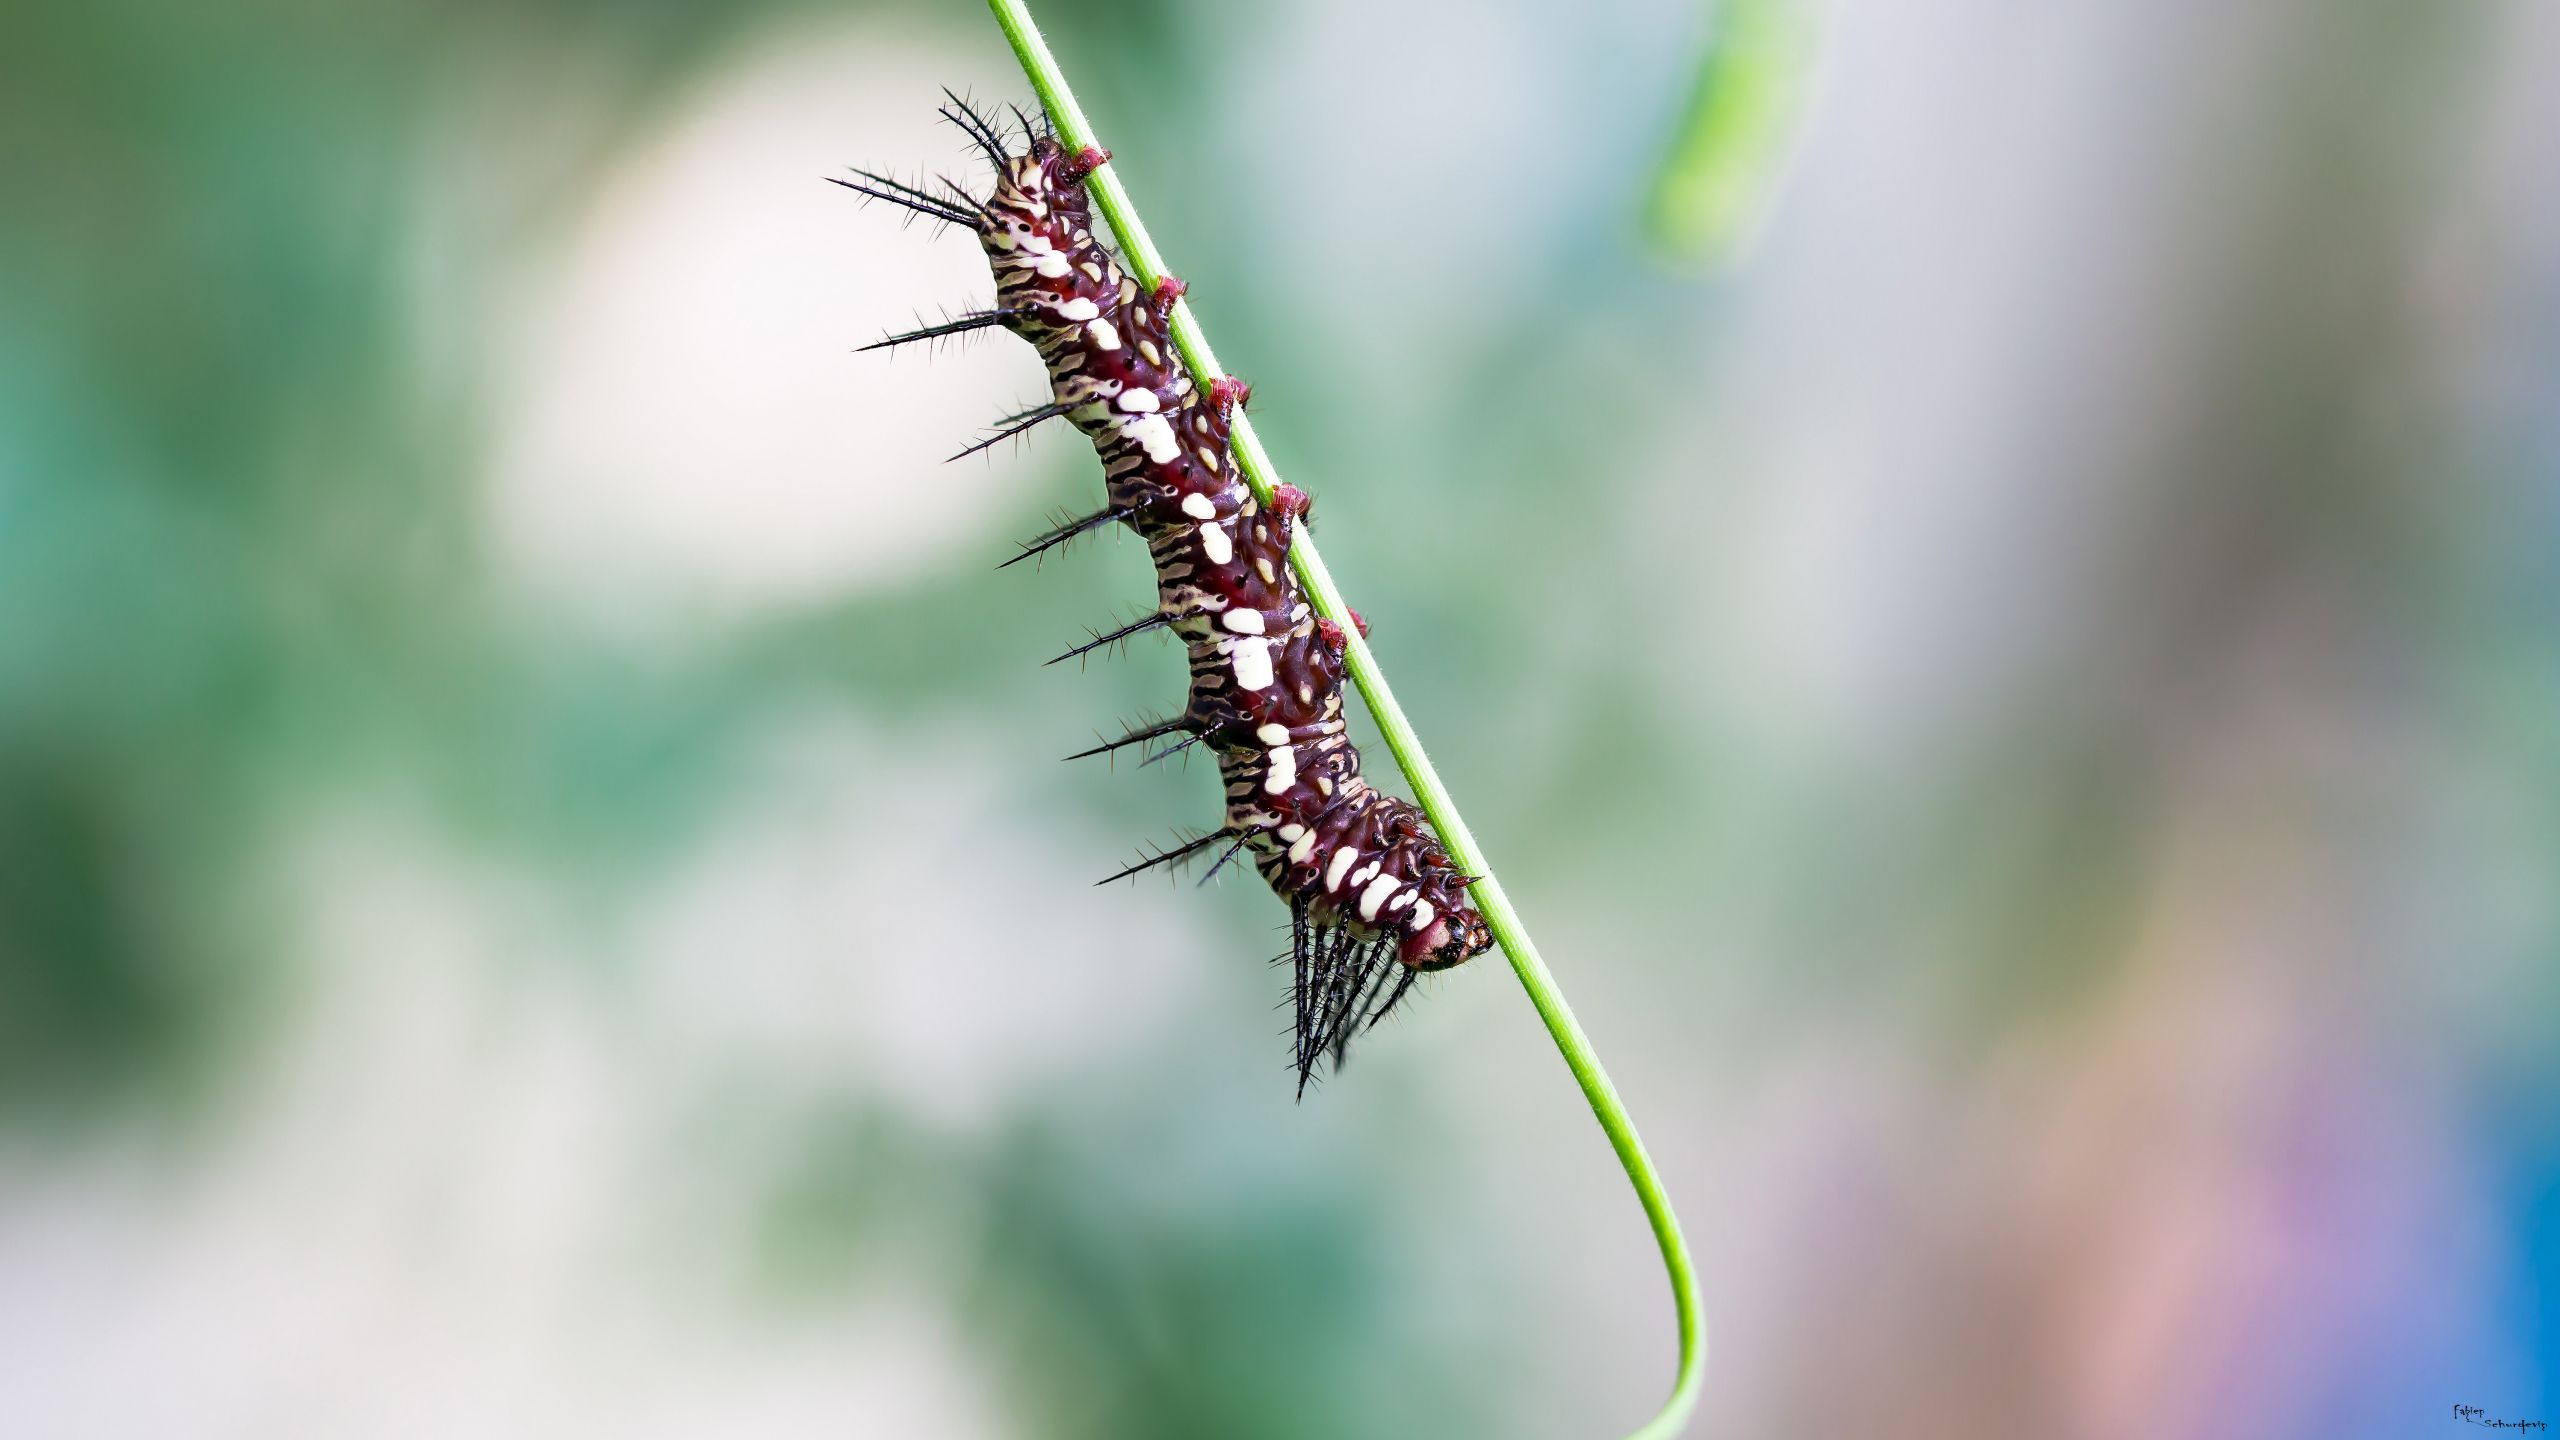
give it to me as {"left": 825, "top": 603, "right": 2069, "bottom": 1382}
{"left": 1095, "top": 829, "right": 1226, "bottom": 886}
{"left": 954, "top": 398, "right": 1085, "bottom": 463}
{"left": 828, "top": 170, "right": 977, "bottom": 228}
{"left": 1063, "top": 714, "right": 1192, "bottom": 763}
{"left": 939, "top": 89, "right": 1012, "bottom": 169}
{"left": 997, "top": 504, "right": 1130, "bottom": 569}
{"left": 1045, "top": 609, "right": 1177, "bottom": 667}
{"left": 859, "top": 309, "right": 1014, "bottom": 354}
{"left": 1194, "top": 834, "right": 1253, "bottom": 888}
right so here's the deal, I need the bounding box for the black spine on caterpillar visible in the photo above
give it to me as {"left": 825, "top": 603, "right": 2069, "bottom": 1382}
{"left": 848, "top": 97, "right": 1495, "bottom": 1093}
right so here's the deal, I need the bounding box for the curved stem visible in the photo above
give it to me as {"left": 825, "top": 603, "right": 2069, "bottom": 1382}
{"left": 986, "top": 3, "right": 1704, "bottom": 1435}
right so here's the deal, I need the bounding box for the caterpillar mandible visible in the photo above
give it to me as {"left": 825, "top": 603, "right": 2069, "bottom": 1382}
{"left": 841, "top": 95, "right": 1493, "bottom": 1094}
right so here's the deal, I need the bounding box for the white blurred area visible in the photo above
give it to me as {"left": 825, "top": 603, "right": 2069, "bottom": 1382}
{"left": 0, "top": 708, "right": 1217, "bottom": 1437}
{"left": 478, "top": 22, "right": 1065, "bottom": 635}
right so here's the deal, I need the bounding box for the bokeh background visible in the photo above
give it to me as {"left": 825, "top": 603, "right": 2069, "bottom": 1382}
{"left": 4, "top": 0, "right": 2555, "bottom": 1435}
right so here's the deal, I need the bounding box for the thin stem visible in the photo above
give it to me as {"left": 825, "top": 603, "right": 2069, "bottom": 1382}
{"left": 985, "top": 3, "right": 1705, "bottom": 1435}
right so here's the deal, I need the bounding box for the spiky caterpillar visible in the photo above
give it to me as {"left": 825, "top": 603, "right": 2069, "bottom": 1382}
{"left": 844, "top": 98, "right": 1493, "bottom": 1091}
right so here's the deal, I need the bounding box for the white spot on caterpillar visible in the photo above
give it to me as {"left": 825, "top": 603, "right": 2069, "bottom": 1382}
{"left": 1257, "top": 558, "right": 1276, "bottom": 583}
{"left": 1349, "top": 861, "right": 1380, "bottom": 890}
{"left": 1197, "top": 447, "right": 1221, "bottom": 469}
{"left": 1358, "top": 874, "right": 1403, "bottom": 921}
{"left": 1263, "top": 744, "right": 1296, "bottom": 795}
{"left": 1036, "top": 252, "right": 1073, "bottom": 279}
{"left": 1229, "top": 636, "right": 1273, "bottom": 690}
{"left": 1086, "top": 317, "right": 1122, "bottom": 351}
{"left": 1325, "top": 846, "right": 1359, "bottom": 893}
{"left": 1222, "top": 609, "right": 1264, "bottom": 634}
{"left": 1139, "top": 339, "right": 1162, "bottom": 366}
{"left": 1277, "top": 822, "right": 1305, "bottom": 842}
{"left": 1256, "top": 723, "right": 1290, "bottom": 746}
{"left": 1318, "top": 776, "right": 1333, "bottom": 795}
{"left": 1197, "top": 521, "right": 1233, "bottom": 565}
{"left": 1386, "top": 890, "right": 1414, "bottom": 911}
{"left": 1116, "top": 387, "right": 1160, "bottom": 413}
{"left": 1406, "top": 899, "right": 1435, "bottom": 932}
{"left": 1019, "top": 232, "right": 1054, "bottom": 254}
{"left": 1057, "top": 296, "right": 1098, "bottom": 321}
{"left": 1287, "top": 829, "right": 1317, "bottom": 863}
{"left": 1180, "top": 492, "right": 1217, "bottom": 520}
{"left": 1127, "top": 414, "right": 1181, "bottom": 463}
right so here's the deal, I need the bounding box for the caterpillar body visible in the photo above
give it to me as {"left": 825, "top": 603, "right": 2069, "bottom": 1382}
{"left": 843, "top": 98, "right": 1493, "bottom": 1093}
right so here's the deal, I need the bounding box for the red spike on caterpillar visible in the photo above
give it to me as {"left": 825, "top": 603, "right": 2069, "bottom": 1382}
{"left": 848, "top": 96, "right": 1495, "bottom": 1095}
{"left": 1209, "top": 374, "right": 1253, "bottom": 419}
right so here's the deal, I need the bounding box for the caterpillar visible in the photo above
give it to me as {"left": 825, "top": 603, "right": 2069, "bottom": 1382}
{"left": 842, "top": 95, "right": 1493, "bottom": 1093}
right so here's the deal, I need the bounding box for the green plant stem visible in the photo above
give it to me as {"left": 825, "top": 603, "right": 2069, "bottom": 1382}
{"left": 1643, "top": 0, "right": 1820, "bottom": 267}
{"left": 987, "top": 3, "right": 1704, "bottom": 1435}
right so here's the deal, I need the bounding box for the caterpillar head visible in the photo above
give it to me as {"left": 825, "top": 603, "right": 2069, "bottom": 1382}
{"left": 1018, "top": 135, "right": 1109, "bottom": 185}
{"left": 1401, "top": 906, "right": 1494, "bottom": 970}
{"left": 1059, "top": 143, "right": 1111, "bottom": 182}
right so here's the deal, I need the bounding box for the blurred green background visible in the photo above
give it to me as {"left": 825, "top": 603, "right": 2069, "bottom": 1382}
{"left": 3, "top": 0, "right": 2555, "bottom": 1435}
